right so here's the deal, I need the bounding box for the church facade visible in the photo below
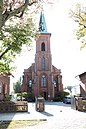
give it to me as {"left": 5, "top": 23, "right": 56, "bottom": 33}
{"left": 21, "top": 12, "right": 63, "bottom": 100}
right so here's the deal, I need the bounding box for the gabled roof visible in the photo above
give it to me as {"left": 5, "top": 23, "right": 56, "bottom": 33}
{"left": 75, "top": 71, "right": 86, "bottom": 78}
{"left": 79, "top": 72, "right": 86, "bottom": 77}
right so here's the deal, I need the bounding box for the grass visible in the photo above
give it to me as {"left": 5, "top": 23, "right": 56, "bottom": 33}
{"left": 0, "top": 120, "right": 45, "bottom": 129}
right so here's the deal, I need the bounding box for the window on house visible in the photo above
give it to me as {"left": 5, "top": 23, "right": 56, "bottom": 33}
{"left": 41, "top": 42, "right": 45, "bottom": 51}
{"left": 41, "top": 75, "right": 46, "bottom": 87}
{"left": 42, "top": 57, "right": 45, "bottom": 70}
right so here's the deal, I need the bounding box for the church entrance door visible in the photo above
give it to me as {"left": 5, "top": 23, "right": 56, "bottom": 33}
{"left": 43, "top": 92, "right": 47, "bottom": 100}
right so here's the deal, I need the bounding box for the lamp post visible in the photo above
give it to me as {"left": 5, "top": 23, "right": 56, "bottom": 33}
{"left": 20, "top": 76, "right": 23, "bottom": 101}
{"left": 52, "top": 80, "right": 56, "bottom": 99}
{"left": 53, "top": 80, "right": 57, "bottom": 87}
{"left": 28, "top": 80, "right": 33, "bottom": 93}
{"left": 29, "top": 80, "right": 32, "bottom": 87}
{"left": 52, "top": 80, "right": 57, "bottom": 99}
{"left": 28, "top": 80, "right": 33, "bottom": 101}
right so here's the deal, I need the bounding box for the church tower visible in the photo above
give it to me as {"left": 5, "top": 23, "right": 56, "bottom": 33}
{"left": 22, "top": 12, "right": 63, "bottom": 100}
{"left": 34, "top": 12, "right": 53, "bottom": 99}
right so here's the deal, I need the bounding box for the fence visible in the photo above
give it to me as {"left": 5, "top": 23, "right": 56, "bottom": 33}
{"left": 71, "top": 97, "right": 86, "bottom": 112}
{"left": 0, "top": 101, "right": 28, "bottom": 112}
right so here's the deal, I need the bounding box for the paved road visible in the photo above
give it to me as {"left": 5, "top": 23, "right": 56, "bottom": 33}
{"left": 24, "top": 102, "right": 86, "bottom": 129}
{"left": 0, "top": 102, "right": 86, "bottom": 129}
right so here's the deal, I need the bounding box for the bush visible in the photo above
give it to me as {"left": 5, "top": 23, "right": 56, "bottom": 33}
{"left": 16, "top": 92, "right": 34, "bottom": 102}
{"left": 4, "top": 95, "right": 11, "bottom": 101}
{"left": 22, "top": 92, "right": 28, "bottom": 101}
{"left": 53, "top": 97, "right": 62, "bottom": 102}
{"left": 53, "top": 91, "right": 69, "bottom": 102}
{"left": 27, "top": 92, "right": 35, "bottom": 102}
{"left": 16, "top": 93, "right": 22, "bottom": 101}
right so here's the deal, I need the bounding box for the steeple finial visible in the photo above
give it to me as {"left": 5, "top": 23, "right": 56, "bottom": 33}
{"left": 39, "top": 11, "right": 48, "bottom": 33}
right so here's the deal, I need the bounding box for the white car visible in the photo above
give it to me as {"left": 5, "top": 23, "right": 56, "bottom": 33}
{"left": 63, "top": 96, "right": 71, "bottom": 104}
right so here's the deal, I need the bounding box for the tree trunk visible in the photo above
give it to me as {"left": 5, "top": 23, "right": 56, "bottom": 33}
{"left": 0, "top": 0, "right": 37, "bottom": 29}
{"left": 0, "top": 0, "right": 3, "bottom": 29}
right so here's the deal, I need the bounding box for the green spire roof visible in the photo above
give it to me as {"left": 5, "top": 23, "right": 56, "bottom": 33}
{"left": 39, "top": 12, "right": 48, "bottom": 33}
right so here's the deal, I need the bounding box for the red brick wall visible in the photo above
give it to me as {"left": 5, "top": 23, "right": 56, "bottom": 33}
{"left": 0, "top": 74, "right": 10, "bottom": 101}
{"left": 22, "top": 33, "right": 63, "bottom": 100}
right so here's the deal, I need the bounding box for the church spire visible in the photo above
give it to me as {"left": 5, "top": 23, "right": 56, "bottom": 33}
{"left": 39, "top": 11, "right": 48, "bottom": 33}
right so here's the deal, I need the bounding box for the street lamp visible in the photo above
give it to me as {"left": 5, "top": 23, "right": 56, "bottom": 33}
{"left": 53, "top": 80, "right": 57, "bottom": 87}
{"left": 29, "top": 80, "right": 32, "bottom": 87}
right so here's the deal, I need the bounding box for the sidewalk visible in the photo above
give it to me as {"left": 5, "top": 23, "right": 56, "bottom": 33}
{"left": 0, "top": 102, "right": 77, "bottom": 121}
{"left": 0, "top": 102, "right": 86, "bottom": 129}
{"left": 0, "top": 102, "right": 48, "bottom": 121}
{"left": 0, "top": 102, "right": 69, "bottom": 121}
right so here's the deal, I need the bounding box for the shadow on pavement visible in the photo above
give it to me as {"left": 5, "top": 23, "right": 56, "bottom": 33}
{"left": 0, "top": 113, "right": 16, "bottom": 120}
{"left": 0, "top": 113, "right": 16, "bottom": 129}
{"left": 40, "top": 111, "right": 53, "bottom": 117}
{"left": 0, "top": 120, "right": 12, "bottom": 129}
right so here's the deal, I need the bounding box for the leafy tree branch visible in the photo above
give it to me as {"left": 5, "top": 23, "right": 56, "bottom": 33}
{"left": 70, "top": 3, "right": 86, "bottom": 49}
{"left": 0, "top": 16, "right": 37, "bottom": 74}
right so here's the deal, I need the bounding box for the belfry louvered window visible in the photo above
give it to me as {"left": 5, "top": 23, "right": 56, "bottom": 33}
{"left": 41, "top": 42, "right": 45, "bottom": 51}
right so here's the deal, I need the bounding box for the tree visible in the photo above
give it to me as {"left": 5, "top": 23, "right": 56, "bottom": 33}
{"left": 64, "top": 86, "right": 73, "bottom": 94}
{"left": 13, "top": 77, "right": 22, "bottom": 93}
{"left": 70, "top": 3, "right": 86, "bottom": 49}
{"left": 0, "top": 16, "right": 37, "bottom": 74}
{"left": 0, "top": 0, "right": 55, "bottom": 29}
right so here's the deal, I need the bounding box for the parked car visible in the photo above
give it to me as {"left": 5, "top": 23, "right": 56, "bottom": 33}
{"left": 63, "top": 96, "right": 71, "bottom": 104}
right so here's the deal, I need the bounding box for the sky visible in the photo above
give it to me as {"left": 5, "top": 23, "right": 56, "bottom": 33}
{"left": 11, "top": 0, "right": 86, "bottom": 88}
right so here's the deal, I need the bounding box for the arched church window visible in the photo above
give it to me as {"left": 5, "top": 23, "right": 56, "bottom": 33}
{"left": 42, "top": 57, "right": 45, "bottom": 70}
{"left": 41, "top": 42, "right": 45, "bottom": 51}
{"left": 41, "top": 75, "right": 46, "bottom": 87}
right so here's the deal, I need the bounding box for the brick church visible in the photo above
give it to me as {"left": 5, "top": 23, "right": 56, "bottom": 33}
{"left": 21, "top": 12, "right": 63, "bottom": 100}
